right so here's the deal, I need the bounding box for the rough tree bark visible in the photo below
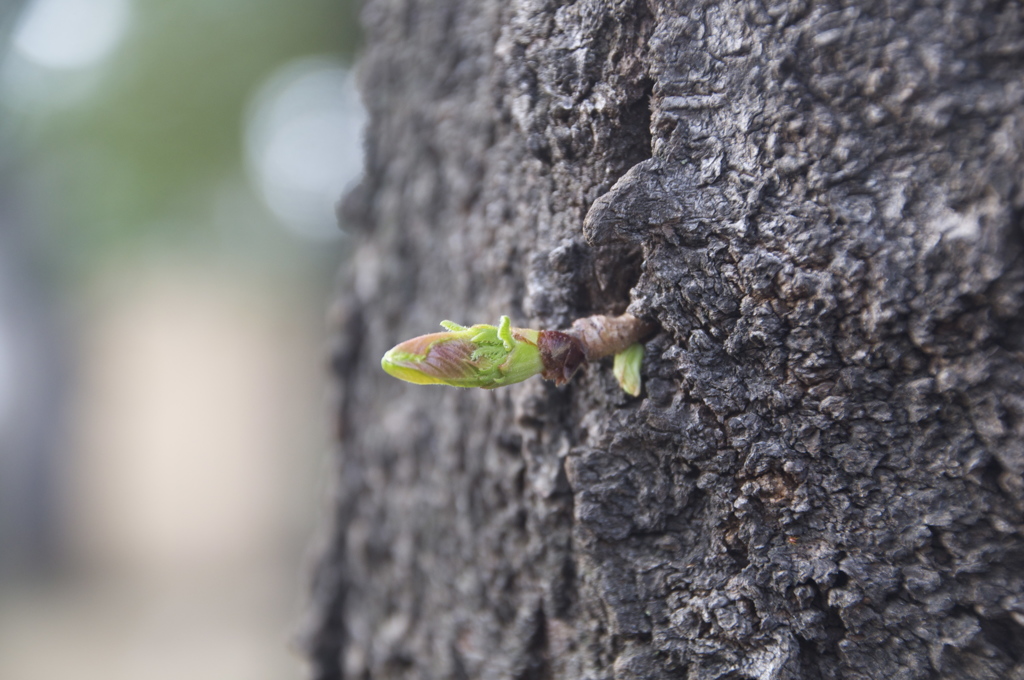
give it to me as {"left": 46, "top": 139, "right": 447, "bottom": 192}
{"left": 307, "top": 1, "right": 1024, "bottom": 678}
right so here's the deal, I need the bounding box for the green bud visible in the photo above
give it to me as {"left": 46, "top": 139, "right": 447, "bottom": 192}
{"left": 613, "top": 343, "right": 644, "bottom": 396}
{"left": 381, "top": 316, "right": 544, "bottom": 389}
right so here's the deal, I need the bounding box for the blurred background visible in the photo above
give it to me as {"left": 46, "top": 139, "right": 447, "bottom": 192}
{"left": 0, "top": 1, "right": 362, "bottom": 678}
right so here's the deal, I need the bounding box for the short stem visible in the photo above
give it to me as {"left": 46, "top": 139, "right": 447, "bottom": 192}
{"left": 567, "top": 314, "right": 655, "bottom": 360}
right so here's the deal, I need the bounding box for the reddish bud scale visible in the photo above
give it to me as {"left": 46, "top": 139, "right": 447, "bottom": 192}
{"left": 400, "top": 332, "right": 479, "bottom": 381}
{"left": 536, "top": 331, "right": 587, "bottom": 385}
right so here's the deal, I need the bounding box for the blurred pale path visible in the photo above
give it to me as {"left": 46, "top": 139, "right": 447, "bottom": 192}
{"left": 0, "top": 0, "right": 362, "bottom": 678}
{"left": 73, "top": 269, "right": 316, "bottom": 583}
{"left": 2, "top": 265, "right": 327, "bottom": 680}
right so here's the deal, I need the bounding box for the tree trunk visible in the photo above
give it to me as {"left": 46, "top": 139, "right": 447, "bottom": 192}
{"left": 307, "top": 1, "right": 1024, "bottom": 678}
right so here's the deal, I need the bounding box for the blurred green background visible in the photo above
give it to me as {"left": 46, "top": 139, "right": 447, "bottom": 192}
{"left": 0, "top": 0, "right": 362, "bottom": 678}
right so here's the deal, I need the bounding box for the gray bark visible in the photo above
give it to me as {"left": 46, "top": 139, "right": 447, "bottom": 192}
{"left": 307, "top": 1, "right": 1024, "bottom": 678}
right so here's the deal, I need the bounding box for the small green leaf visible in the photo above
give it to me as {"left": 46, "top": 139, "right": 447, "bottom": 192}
{"left": 613, "top": 343, "right": 644, "bottom": 396}
{"left": 496, "top": 315, "right": 514, "bottom": 351}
